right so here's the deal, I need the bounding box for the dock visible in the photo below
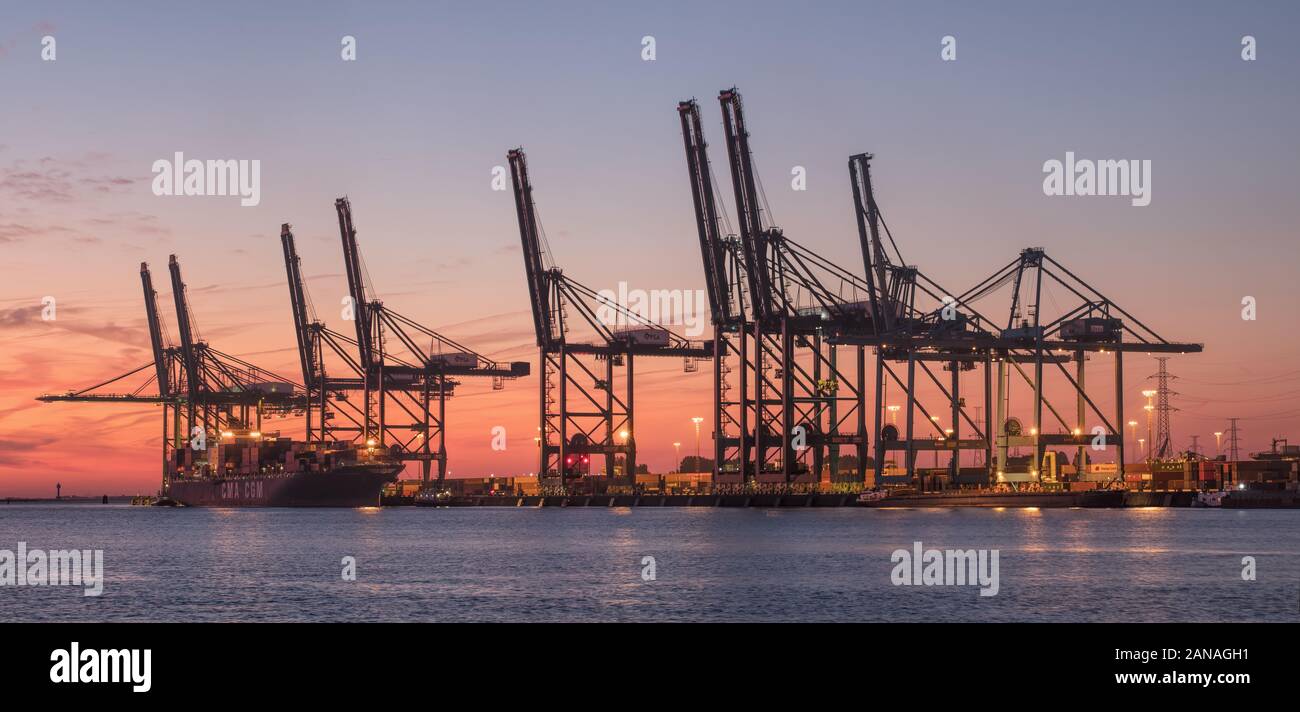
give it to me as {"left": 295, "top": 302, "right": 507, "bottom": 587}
{"left": 405, "top": 488, "right": 1300, "bottom": 509}
{"left": 418, "top": 493, "right": 860, "bottom": 508}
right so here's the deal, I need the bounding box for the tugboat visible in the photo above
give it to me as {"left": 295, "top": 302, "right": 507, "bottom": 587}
{"left": 857, "top": 489, "right": 890, "bottom": 505}
{"left": 164, "top": 429, "right": 402, "bottom": 507}
{"left": 1194, "top": 490, "right": 1228, "bottom": 508}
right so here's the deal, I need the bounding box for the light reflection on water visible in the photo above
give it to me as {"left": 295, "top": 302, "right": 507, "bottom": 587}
{"left": 0, "top": 504, "right": 1297, "bottom": 622}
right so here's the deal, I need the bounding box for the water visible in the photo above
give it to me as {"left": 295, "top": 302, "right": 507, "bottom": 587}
{"left": 1, "top": 504, "right": 1297, "bottom": 622}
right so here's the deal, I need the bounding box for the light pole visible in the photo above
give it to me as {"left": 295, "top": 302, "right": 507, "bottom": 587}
{"left": 1143, "top": 404, "right": 1154, "bottom": 462}
{"left": 619, "top": 429, "right": 629, "bottom": 478}
{"left": 1142, "top": 390, "right": 1157, "bottom": 460}
{"left": 673, "top": 442, "right": 681, "bottom": 472}
{"left": 930, "top": 416, "right": 941, "bottom": 469}
{"left": 1127, "top": 420, "right": 1138, "bottom": 464}
{"left": 1213, "top": 431, "right": 1222, "bottom": 458}
{"left": 691, "top": 416, "right": 704, "bottom": 470}
{"left": 887, "top": 405, "right": 900, "bottom": 426}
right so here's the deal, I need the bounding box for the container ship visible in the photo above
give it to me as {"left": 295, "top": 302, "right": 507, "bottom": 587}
{"left": 163, "top": 429, "right": 402, "bottom": 507}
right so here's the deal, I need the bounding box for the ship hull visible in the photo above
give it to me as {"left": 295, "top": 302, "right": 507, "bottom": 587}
{"left": 166, "top": 465, "right": 401, "bottom": 507}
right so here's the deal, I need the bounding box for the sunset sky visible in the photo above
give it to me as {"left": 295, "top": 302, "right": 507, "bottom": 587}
{"left": 2, "top": 1, "right": 1298, "bottom": 496}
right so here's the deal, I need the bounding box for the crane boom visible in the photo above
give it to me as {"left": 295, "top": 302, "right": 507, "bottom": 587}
{"left": 140, "top": 262, "right": 171, "bottom": 399}
{"left": 677, "top": 99, "right": 734, "bottom": 327}
{"left": 280, "top": 224, "right": 316, "bottom": 387}
{"left": 849, "top": 153, "right": 895, "bottom": 332}
{"left": 335, "top": 197, "right": 373, "bottom": 370}
{"left": 717, "top": 88, "right": 774, "bottom": 322}
{"left": 167, "top": 254, "right": 201, "bottom": 403}
{"left": 507, "top": 148, "right": 556, "bottom": 349}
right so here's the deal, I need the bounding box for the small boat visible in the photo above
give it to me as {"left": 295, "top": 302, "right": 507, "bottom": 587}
{"left": 1194, "top": 491, "right": 1228, "bottom": 508}
{"left": 857, "top": 489, "right": 890, "bottom": 505}
{"left": 413, "top": 488, "right": 454, "bottom": 507}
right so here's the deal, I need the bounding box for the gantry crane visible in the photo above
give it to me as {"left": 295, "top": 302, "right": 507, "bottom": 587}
{"left": 37, "top": 262, "right": 186, "bottom": 484}
{"left": 953, "top": 247, "right": 1202, "bottom": 485}
{"left": 508, "top": 147, "right": 711, "bottom": 492}
{"left": 284, "top": 199, "right": 528, "bottom": 490}
{"left": 678, "top": 98, "right": 751, "bottom": 482}
{"left": 838, "top": 153, "right": 1003, "bottom": 486}
{"left": 838, "top": 151, "right": 1203, "bottom": 487}
{"left": 164, "top": 255, "right": 309, "bottom": 482}
{"left": 39, "top": 258, "right": 309, "bottom": 492}
{"left": 686, "top": 89, "right": 875, "bottom": 487}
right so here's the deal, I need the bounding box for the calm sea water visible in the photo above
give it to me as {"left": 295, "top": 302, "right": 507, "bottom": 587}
{"left": 1, "top": 504, "right": 1297, "bottom": 622}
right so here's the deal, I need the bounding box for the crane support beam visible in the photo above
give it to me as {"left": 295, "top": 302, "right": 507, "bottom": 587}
{"left": 507, "top": 148, "right": 556, "bottom": 351}
{"left": 140, "top": 262, "right": 172, "bottom": 399}
{"left": 677, "top": 99, "right": 734, "bottom": 326}
{"left": 280, "top": 224, "right": 317, "bottom": 388}
{"left": 167, "top": 254, "right": 202, "bottom": 434}
{"left": 335, "top": 197, "right": 373, "bottom": 371}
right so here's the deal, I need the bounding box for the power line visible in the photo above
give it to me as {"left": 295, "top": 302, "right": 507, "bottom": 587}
{"left": 1179, "top": 369, "right": 1300, "bottom": 387}
{"left": 1226, "top": 417, "right": 1241, "bottom": 462}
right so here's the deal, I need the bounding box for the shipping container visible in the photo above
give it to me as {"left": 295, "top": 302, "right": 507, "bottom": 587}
{"left": 1060, "top": 317, "right": 1122, "bottom": 342}
{"left": 428, "top": 352, "right": 478, "bottom": 368}
{"left": 612, "top": 327, "right": 671, "bottom": 347}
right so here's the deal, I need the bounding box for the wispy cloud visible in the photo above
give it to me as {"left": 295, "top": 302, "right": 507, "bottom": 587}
{"left": 0, "top": 154, "right": 144, "bottom": 203}
{"left": 0, "top": 303, "right": 147, "bottom": 346}
{"left": 0, "top": 156, "right": 159, "bottom": 248}
{"left": 0, "top": 222, "right": 73, "bottom": 243}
